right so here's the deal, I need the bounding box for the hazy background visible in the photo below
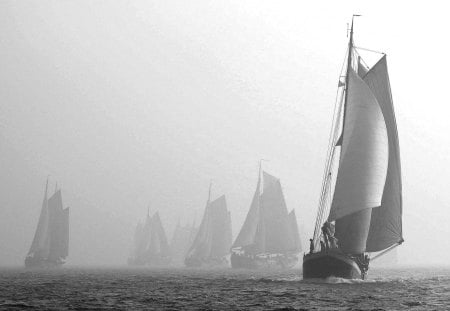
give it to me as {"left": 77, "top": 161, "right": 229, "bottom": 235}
{"left": 1, "top": 0, "right": 449, "bottom": 266}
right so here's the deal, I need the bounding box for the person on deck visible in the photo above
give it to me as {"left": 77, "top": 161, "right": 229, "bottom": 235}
{"left": 309, "top": 239, "right": 314, "bottom": 254}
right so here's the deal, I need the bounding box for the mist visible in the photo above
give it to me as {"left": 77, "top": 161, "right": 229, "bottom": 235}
{"left": 1, "top": 0, "right": 449, "bottom": 267}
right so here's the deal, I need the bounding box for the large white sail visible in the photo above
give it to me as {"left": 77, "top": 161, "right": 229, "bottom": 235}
{"left": 209, "top": 195, "right": 232, "bottom": 258}
{"left": 329, "top": 69, "right": 389, "bottom": 221}
{"left": 28, "top": 182, "right": 50, "bottom": 259}
{"left": 288, "top": 209, "right": 302, "bottom": 252}
{"left": 149, "top": 212, "right": 170, "bottom": 256}
{"left": 187, "top": 195, "right": 232, "bottom": 260}
{"left": 232, "top": 176, "right": 260, "bottom": 249}
{"left": 363, "top": 56, "right": 403, "bottom": 252}
{"left": 186, "top": 201, "right": 212, "bottom": 259}
{"left": 260, "top": 172, "right": 293, "bottom": 254}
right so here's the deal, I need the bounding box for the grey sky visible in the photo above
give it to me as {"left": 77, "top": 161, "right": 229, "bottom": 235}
{"left": 1, "top": 1, "right": 449, "bottom": 266}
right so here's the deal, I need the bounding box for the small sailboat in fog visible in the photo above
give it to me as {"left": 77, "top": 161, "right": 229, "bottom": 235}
{"left": 128, "top": 210, "right": 171, "bottom": 266}
{"left": 184, "top": 184, "right": 232, "bottom": 268}
{"left": 25, "top": 180, "right": 70, "bottom": 268}
{"left": 303, "top": 16, "right": 403, "bottom": 280}
{"left": 170, "top": 221, "right": 198, "bottom": 266}
{"left": 231, "top": 163, "right": 302, "bottom": 269}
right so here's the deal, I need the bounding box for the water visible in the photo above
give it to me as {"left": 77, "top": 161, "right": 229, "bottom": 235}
{"left": 0, "top": 267, "right": 449, "bottom": 310}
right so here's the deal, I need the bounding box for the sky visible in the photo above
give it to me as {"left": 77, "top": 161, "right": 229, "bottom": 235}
{"left": 1, "top": 0, "right": 449, "bottom": 266}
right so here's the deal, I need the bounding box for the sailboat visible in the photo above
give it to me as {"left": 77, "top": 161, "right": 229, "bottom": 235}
{"left": 170, "top": 221, "right": 198, "bottom": 266}
{"left": 128, "top": 210, "right": 171, "bottom": 266}
{"left": 25, "top": 179, "right": 70, "bottom": 268}
{"left": 303, "top": 16, "right": 403, "bottom": 279}
{"left": 184, "top": 184, "right": 232, "bottom": 268}
{"left": 231, "top": 163, "right": 302, "bottom": 269}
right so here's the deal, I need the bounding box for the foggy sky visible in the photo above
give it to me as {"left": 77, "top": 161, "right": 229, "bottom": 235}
{"left": 1, "top": 0, "right": 449, "bottom": 266}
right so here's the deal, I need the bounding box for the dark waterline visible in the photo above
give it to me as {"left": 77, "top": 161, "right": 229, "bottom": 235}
{"left": 0, "top": 267, "right": 449, "bottom": 310}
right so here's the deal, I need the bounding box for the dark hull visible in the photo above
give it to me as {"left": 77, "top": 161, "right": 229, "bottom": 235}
{"left": 231, "top": 252, "right": 298, "bottom": 270}
{"left": 303, "top": 251, "right": 362, "bottom": 279}
{"left": 24, "top": 256, "right": 64, "bottom": 269}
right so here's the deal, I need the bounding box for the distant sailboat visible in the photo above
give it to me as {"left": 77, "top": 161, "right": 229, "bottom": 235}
{"left": 185, "top": 183, "right": 232, "bottom": 267}
{"left": 128, "top": 210, "right": 171, "bottom": 266}
{"left": 231, "top": 163, "right": 301, "bottom": 269}
{"left": 303, "top": 16, "right": 403, "bottom": 279}
{"left": 25, "top": 179, "right": 70, "bottom": 268}
{"left": 170, "top": 221, "right": 198, "bottom": 266}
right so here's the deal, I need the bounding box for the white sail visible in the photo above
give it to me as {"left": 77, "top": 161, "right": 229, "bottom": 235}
{"left": 260, "top": 172, "right": 293, "bottom": 254}
{"left": 209, "top": 195, "right": 232, "bottom": 258}
{"left": 363, "top": 56, "right": 403, "bottom": 252}
{"left": 149, "top": 212, "right": 170, "bottom": 256}
{"left": 232, "top": 176, "right": 260, "bottom": 249}
{"left": 47, "top": 190, "right": 69, "bottom": 261}
{"left": 288, "top": 209, "right": 302, "bottom": 252}
{"left": 28, "top": 182, "right": 50, "bottom": 258}
{"left": 61, "top": 207, "right": 70, "bottom": 258}
{"left": 329, "top": 69, "right": 389, "bottom": 222}
{"left": 187, "top": 195, "right": 232, "bottom": 260}
{"left": 186, "top": 201, "right": 212, "bottom": 259}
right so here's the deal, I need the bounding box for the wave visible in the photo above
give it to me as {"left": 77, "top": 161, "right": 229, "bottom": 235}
{"left": 301, "top": 276, "right": 378, "bottom": 284}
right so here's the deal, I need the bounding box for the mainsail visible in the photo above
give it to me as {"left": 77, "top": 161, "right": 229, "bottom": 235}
{"left": 287, "top": 210, "right": 302, "bottom": 252}
{"left": 186, "top": 195, "right": 232, "bottom": 261}
{"left": 27, "top": 182, "right": 70, "bottom": 264}
{"left": 131, "top": 211, "right": 170, "bottom": 264}
{"left": 313, "top": 23, "right": 402, "bottom": 257}
{"left": 232, "top": 170, "right": 297, "bottom": 255}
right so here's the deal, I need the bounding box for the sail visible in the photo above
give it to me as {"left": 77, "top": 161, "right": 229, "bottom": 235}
{"left": 260, "top": 172, "right": 293, "bottom": 254}
{"left": 149, "top": 212, "right": 170, "bottom": 256}
{"left": 28, "top": 183, "right": 50, "bottom": 258}
{"left": 60, "top": 207, "right": 70, "bottom": 258}
{"left": 186, "top": 202, "right": 212, "bottom": 259}
{"left": 287, "top": 210, "right": 302, "bottom": 252}
{"left": 232, "top": 176, "right": 261, "bottom": 249}
{"left": 187, "top": 195, "right": 231, "bottom": 260}
{"left": 329, "top": 69, "right": 389, "bottom": 221}
{"left": 363, "top": 56, "right": 403, "bottom": 252}
{"left": 47, "top": 190, "right": 67, "bottom": 261}
{"left": 209, "top": 195, "right": 232, "bottom": 258}
{"left": 357, "top": 56, "right": 368, "bottom": 77}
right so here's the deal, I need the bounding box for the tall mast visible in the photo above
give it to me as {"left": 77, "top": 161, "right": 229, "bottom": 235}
{"left": 207, "top": 180, "right": 212, "bottom": 204}
{"left": 342, "top": 15, "right": 359, "bottom": 131}
{"left": 44, "top": 176, "right": 49, "bottom": 200}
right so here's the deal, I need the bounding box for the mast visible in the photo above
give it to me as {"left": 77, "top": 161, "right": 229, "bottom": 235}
{"left": 208, "top": 180, "right": 212, "bottom": 204}
{"left": 342, "top": 15, "right": 358, "bottom": 130}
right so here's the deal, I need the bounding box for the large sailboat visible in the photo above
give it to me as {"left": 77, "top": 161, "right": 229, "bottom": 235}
{"left": 25, "top": 180, "right": 70, "bottom": 268}
{"left": 184, "top": 184, "right": 232, "bottom": 268}
{"left": 170, "top": 221, "right": 198, "bottom": 266}
{"left": 303, "top": 17, "right": 403, "bottom": 279}
{"left": 128, "top": 210, "right": 171, "bottom": 266}
{"left": 231, "top": 164, "right": 302, "bottom": 269}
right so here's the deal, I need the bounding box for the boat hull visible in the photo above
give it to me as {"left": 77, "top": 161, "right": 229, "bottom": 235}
{"left": 231, "top": 252, "right": 298, "bottom": 270}
{"left": 302, "top": 251, "right": 362, "bottom": 279}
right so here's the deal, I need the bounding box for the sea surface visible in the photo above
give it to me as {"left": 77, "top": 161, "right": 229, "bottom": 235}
{"left": 0, "top": 267, "right": 449, "bottom": 310}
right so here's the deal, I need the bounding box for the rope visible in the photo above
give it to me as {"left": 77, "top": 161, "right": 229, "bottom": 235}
{"left": 312, "top": 47, "right": 349, "bottom": 247}
{"left": 354, "top": 46, "right": 385, "bottom": 55}
{"left": 370, "top": 242, "right": 402, "bottom": 261}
